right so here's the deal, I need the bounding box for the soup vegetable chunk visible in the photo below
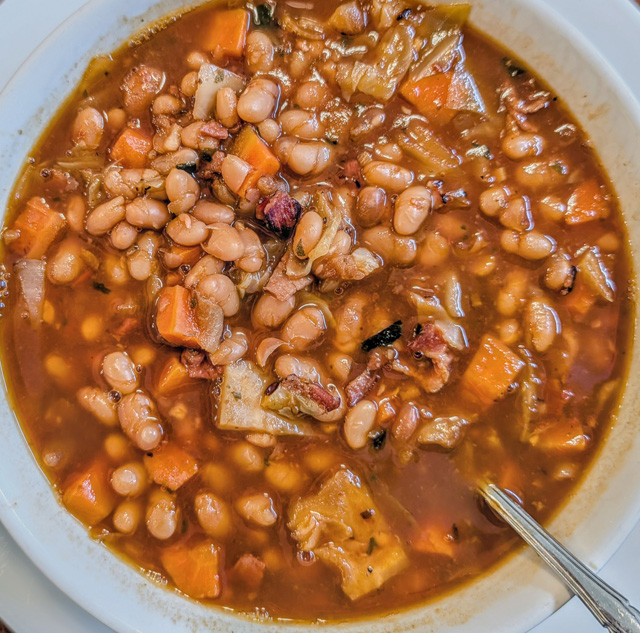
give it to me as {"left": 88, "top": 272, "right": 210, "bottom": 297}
{"left": 0, "top": 0, "right": 632, "bottom": 621}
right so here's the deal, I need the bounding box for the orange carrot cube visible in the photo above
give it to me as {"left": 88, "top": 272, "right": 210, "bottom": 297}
{"left": 110, "top": 128, "right": 152, "bottom": 168}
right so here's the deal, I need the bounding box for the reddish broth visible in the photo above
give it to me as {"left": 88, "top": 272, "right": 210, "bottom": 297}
{"left": 0, "top": 0, "right": 633, "bottom": 621}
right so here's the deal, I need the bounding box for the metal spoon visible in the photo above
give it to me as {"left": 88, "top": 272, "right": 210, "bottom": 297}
{"left": 480, "top": 482, "right": 640, "bottom": 633}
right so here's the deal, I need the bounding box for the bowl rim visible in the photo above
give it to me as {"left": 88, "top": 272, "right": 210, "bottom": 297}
{"left": 0, "top": 1, "right": 640, "bottom": 632}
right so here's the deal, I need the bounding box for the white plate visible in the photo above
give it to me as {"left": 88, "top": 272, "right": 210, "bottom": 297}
{"left": 0, "top": 0, "right": 639, "bottom": 632}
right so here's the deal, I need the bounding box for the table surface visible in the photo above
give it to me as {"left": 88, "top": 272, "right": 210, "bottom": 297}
{"left": 0, "top": 1, "right": 639, "bottom": 632}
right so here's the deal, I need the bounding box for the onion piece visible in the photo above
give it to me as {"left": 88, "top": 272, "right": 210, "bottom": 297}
{"left": 193, "top": 64, "right": 245, "bottom": 121}
{"left": 15, "top": 259, "right": 46, "bottom": 325}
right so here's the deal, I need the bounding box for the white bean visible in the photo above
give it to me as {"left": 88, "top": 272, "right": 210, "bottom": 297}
{"left": 86, "top": 196, "right": 126, "bottom": 236}
{"left": 237, "top": 78, "right": 279, "bottom": 124}
{"left": 125, "top": 197, "right": 170, "bottom": 229}
{"left": 103, "top": 351, "right": 138, "bottom": 394}
{"left": 393, "top": 186, "right": 432, "bottom": 235}
{"left": 72, "top": 107, "right": 104, "bottom": 149}
{"left": 344, "top": 399, "right": 377, "bottom": 449}
{"left": 166, "top": 168, "right": 200, "bottom": 214}
{"left": 166, "top": 213, "right": 209, "bottom": 246}
{"left": 77, "top": 387, "right": 118, "bottom": 426}
{"left": 362, "top": 161, "right": 414, "bottom": 193}
{"left": 146, "top": 488, "right": 178, "bottom": 540}
{"left": 118, "top": 391, "right": 163, "bottom": 451}
{"left": 236, "top": 492, "right": 278, "bottom": 527}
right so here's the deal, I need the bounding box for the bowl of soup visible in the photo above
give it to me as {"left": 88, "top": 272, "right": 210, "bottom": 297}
{"left": 0, "top": 0, "right": 639, "bottom": 631}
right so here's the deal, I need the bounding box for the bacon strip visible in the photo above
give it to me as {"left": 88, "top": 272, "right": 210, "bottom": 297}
{"left": 256, "top": 192, "right": 302, "bottom": 238}
{"left": 281, "top": 374, "right": 341, "bottom": 413}
{"left": 181, "top": 349, "right": 223, "bottom": 380}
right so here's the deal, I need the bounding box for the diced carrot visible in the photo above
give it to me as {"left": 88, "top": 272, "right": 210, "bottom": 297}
{"left": 110, "top": 128, "right": 152, "bottom": 168}
{"left": 203, "top": 9, "right": 250, "bottom": 60}
{"left": 62, "top": 458, "right": 117, "bottom": 525}
{"left": 161, "top": 538, "right": 221, "bottom": 599}
{"left": 156, "top": 285, "right": 200, "bottom": 348}
{"left": 412, "top": 523, "right": 457, "bottom": 558}
{"left": 564, "top": 179, "right": 609, "bottom": 225}
{"left": 156, "top": 356, "right": 195, "bottom": 395}
{"left": 144, "top": 442, "right": 199, "bottom": 490}
{"left": 529, "top": 417, "right": 589, "bottom": 453}
{"left": 400, "top": 72, "right": 458, "bottom": 125}
{"left": 9, "top": 197, "right": 66, "bottom": 258}
{"left": 233, "top": 126, "right": 280, "bottom": 195}
{"left": 460, "top": 335, "right": 525, "bottom": 409}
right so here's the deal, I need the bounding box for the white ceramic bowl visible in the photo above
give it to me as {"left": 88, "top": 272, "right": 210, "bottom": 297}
{"left": 1, "top": 1, "right": 640, "bottom": 632}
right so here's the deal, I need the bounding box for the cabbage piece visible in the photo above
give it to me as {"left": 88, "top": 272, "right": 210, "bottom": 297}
{"left": 14, "top": 259, "right": 45, "bottom": 326}
{"left": 285, "top": 191, "right": 341, "bottom": 278}
{"left": 370, "top": 0, "right": 407, "bottom": 29}
{"left": 397, "top": 119, "right": 460, "bottom": 175}
{"left": 417, "top": 415, "right": 469, "bottom": 449}
{"left": 577, "top": 247, "right": 615, "bottom": 302}
{"left": 337, "top": 24, "right": 414, "bottom": 101}
{"left": 218, "top": 360, "right": 318, "bottom": 436}
{"left": 403, "top": 4, "right": 484, "bottom": 118}
{"left": 288, "top": 468, "right": 408, "bottom": 600}
{"left": 193, "top": 64, "right": 245, "bottom": 121}
{"left": 262, "top": 381, "right": 326, "bottom": 420}
{"left": 280, "top": 14, "right": 326, "bottom": 40}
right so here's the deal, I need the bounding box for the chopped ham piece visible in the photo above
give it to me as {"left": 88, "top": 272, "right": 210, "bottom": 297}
{"left": 405, "top": 322, "right": 454, "bottom": 393}
{"left": 281, "top": 374, "right": 341, "bottom": 413}
{"left": 201, "top": 120, "right": 229, "bottom": 139}
{"left": 264, "top": 252, "right": 313, "bottom": 302}
{"left": 256, "top": 192, "right": 302, "bottom": 239}
{"left": 229, "top": 553, "right": 266, "bottom": 589}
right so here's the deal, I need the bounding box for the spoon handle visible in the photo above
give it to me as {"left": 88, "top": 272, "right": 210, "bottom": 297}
{"left": 481, "top": 483, "right": 640, "bottom": 633}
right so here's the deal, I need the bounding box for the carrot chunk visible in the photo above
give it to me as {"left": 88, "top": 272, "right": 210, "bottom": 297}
{"left": 9, "top": 197, "right": 66, "bottom": 258}
{"left": 156, "top": 285, "right": 200, "bottom": 348}
{"left": 110, "top": 128, "right": 152, "bottom": 168}
{"left": 156, "top": 356, "right": 194, "bottom": 395}
{"left": 233, "top": 126, "right": 280, "bottom": 196}
{"left": 144, "top": 443, "right": 199, "bottom": 490}
{"left": 400, "top": 72, "right": 458, "bottom": 125}
{"left": 203, "top": 9, "right": 250, "bottom": 60}
{"left": 529, "top": 417, "right": 589, "bottom": 453}
{"left": 411, "top": 523, "right": 457, "bottom": 558}
{"left": 460, "top": 335, "right": 525, "bottom": 409}
{"left": 161, "top": 539, "right": 221, "bottom": 599}
{"left": 564, "top": 179, "right": 609, "bottom": 225}
{"left": 62, "top": 459, "right": 117, "bottom": 525}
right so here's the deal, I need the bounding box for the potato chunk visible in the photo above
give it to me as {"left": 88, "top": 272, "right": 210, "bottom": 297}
{"left": 218, "top": 360, "right": 317, "bottom": 436}
{"left": 288, "top": 468, "right": 408, "bottom": 600}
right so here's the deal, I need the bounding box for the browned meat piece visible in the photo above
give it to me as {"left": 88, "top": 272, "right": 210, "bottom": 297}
{"left": 264, "top": 253, "right": 313, "bottom": 302}
{"left": 201, "top": 120, "right": 229, "bottom": 139}
{"left": 196, "top": 151, "right": 225, "bottom": 181}
{"left": 281, "top": 374, "right": 341, "bottom": 413}
{"left": 181, "top": 349, "right": 223, "bottom": 380}
{"left": 121, "top": 65, "right": 165, "bottom": 115}
{"left": 41, "top": 168, "right": 79, "bottom": 196}
{"left": 345, "top": 370, "right": 380, "bottom": 407}
{"left": 500, "top": 79, "right": 551, "bottom": 133}
{"left": 229, "top": 553, "right": 266, "bottom": 589}
{"left": 344, "top": 348, "right": 395, "bottom": 407}
{"left": 404, "top": 323, "right": 454, "bottom": 393}
{"left": 256, "top": 192, "right": 302, "bottom": 238}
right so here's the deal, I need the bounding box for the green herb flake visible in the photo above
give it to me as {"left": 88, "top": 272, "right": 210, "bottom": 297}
{"left": 176, "top": 162, "right": 197, "bottom": 175}
{"left": 92, "top": 282, "right": 111, "bottom": 295}
{"left": 190, "top": 297, "right": 197, "bottom": 309}
{"left": 232, "top": 391, "right": 242, "bottom": 400}
{"left": 82, "top": 89, "right": 89, "bottom": 99}
{"left": 361, "top": 320, "right": 402, "bottom": 352}
{"left": 551, "top": 162, "right": 566, "bottom": 175}
{"left": 366, "top": 537, "right": 378, "bottom": 555}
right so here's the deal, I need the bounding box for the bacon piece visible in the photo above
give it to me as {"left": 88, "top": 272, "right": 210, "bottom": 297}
{"left": 343, "top": 159, "right": 362, "bottom": 184}
{"left": 281, "top": 374, "right": 341, "bottom": 413}
{"left": 181, "top": 349, "right": 223, "bottom": 380}
{"left": 344, "top": 348, "right": 395, "bottom": 407}
{"left": 201, "top": 120, "right": 229, "bottom": 140}
{"left": 256, "top": 192, "right": 302, "bottom": 238}
{"left": 345, "top": 370, "right": 380, "bottom": 407}
{"left": 264, "top": 253, "right": 313, "bottom": 302}
{"left": 405, "top": 323, "right": 454, "bottom": 393}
